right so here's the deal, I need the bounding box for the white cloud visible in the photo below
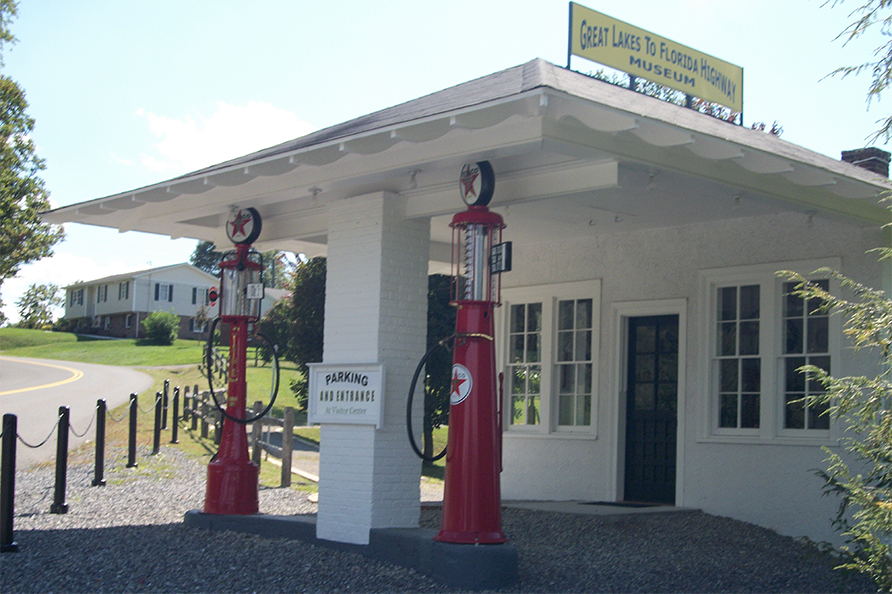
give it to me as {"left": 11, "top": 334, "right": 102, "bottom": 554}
{"left": 135, "top": 101, "right": 315, "bottom": 173}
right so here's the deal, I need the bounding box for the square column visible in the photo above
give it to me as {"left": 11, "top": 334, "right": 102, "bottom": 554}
{"left": 317, "top": 191, "right": 430, "bottom": 545}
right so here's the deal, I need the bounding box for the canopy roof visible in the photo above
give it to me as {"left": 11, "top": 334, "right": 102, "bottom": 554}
{"left": 44, "top": 59, "right": 890, "bottom": 262}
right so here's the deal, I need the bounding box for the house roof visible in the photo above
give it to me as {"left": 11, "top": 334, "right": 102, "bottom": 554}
{"left": 44, "top": 58, "right": 890, "bottom": 260}
{"left": 64, "top": 263, "right": 217, "bottom": 290}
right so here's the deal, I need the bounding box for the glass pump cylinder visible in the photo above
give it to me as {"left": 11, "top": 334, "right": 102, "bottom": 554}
{"left": 219, "top": 247, "right": 264, "bottom": 321}
{"left": 450, "top": 207, "right": 505, "bottom": 305}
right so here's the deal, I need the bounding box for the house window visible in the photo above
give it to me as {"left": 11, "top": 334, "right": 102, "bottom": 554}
{"left": 192, "top": 287, "right": 209, "bottom": 305}
{"left": 92, "top": 316, "right": 100, "bottom": 328}
{"left": 125, "top": 314, "right": 133, "bottom": 329}
{"left": 192, "top": 287, "right": 198, "bottom": 305}
{"left": 508, "top": 303, "right": 542, "bottom": 426}
{"left": 155, "top": 283, "right": 173, "bottom": 302}
{"left": 190, "top": 318, "right": 206, "bottom": 333}
{"left": 119, "top": 281, "right": 129, "bottom": 300}
{"left": 97, "top": 285, "right": 108, "bottom": 303}
{"left": 716, "top": 285, "right": 761, "bottom": 429}
{"left": 103, "top": 317, "right": 111, "bottom": 331}
{"left": 702, "top": 259, "right": 838, "bottom": 441}
{"left": 782, "top": 280, "right": 831, "bottom": 430}
{"left": 556, "top": 298, "right": 593, "bottom": 426}
{"left": 75, "top": 289, "right": 83, "bottom": 306}
{"left": 504, "top": 280, "right": 601, "bottom": 434}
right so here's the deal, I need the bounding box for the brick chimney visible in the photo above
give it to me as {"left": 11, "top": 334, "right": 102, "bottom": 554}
{"left": 841, "top": 147, "right": 890, "bottom": 177}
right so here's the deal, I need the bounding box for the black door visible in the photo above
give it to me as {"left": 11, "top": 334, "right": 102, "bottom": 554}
{"left": 624, "top": 315, "right": 678, "bottom": 504}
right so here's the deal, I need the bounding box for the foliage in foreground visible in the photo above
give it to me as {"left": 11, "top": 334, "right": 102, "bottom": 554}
{"left": 782, "top": 243, "right": 892, "bottom": 589}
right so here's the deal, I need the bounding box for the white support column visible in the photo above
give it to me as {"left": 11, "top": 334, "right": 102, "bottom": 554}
{"left": 316, "top": 191, "right": 430, "bottom": 545}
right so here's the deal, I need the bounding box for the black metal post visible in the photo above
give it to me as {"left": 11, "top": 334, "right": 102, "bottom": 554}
{"left": 182, "top": 386, "right": 190, "bottom": 423}
{"left": 161, "top": 379, "right": 169, "bottom": 430}
{"left": 1, "top": 414, "right": 18, "bottom": 553}
{"left": 127, "top": 393, "right": 138, "bottom": 468}
{"left": 50, "top": 406, "right": 69, "bottom": 514}
{"left": 152, "top": 392, "right": 162, "bottom": 455}
{"left": 92, "top": 399, "right": 106, "bottom": 487}
{"left": 170, "top": 387, "right": 179, "bottom": 444}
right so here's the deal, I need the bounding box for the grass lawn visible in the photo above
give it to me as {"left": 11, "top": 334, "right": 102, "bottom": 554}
{"left": 5, "top": 328, "right": 448, "bottom": 483}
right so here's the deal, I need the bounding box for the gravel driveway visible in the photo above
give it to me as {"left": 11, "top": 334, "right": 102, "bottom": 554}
{"left": 0, "top": 446, "right": 875, "bottom": 593}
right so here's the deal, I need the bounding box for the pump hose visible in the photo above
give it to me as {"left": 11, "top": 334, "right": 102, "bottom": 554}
{"left": 406, "top": 335, "right": 454, "bottom": 462}
{"left": 204, "top": 316, "right": 280, "bottom": 424}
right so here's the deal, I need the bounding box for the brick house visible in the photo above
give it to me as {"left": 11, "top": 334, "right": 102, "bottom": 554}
{"left": 63, "top": 263, "right": 219, "bottom": 339}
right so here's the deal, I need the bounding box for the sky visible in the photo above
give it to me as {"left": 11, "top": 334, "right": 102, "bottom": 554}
{"left": 1, "top": 0, "right": 886, "bottom": 323}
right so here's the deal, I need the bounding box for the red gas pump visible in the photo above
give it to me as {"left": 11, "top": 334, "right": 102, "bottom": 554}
{"left": 203, "top": 207, "right": 276, "bottom": 515}
{"left": 407, "top": 161, "right": 511, "bottom": 544}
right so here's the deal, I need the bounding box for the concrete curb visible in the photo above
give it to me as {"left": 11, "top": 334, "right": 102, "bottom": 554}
{"left": 183, "top": 510, "right": 518, "bottom": 590}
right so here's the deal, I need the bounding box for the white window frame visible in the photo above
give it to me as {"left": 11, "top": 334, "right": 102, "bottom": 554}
{"left": 125, "top": 314, "right": 133, "bottom": 329}
{"left": 190, "top": 318, "right": 206, "bottom": 334}
{"left": 699, "top": 258, "right": 841, "bottom": 445}
{"left": 119, "top": 281, "right": 129, "bottom": 300}
{"left": 501, "top": 280, "right": 601, "bottom": 438}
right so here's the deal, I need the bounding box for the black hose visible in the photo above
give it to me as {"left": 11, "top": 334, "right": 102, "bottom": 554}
{"left": 406, "top": 336, "right": 453, "bottom": 462}
{"left": 204, "top": 317, "right": 280, "bottom": 424}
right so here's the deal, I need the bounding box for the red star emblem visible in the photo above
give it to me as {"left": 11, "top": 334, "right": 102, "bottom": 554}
{"left": 230, "top": 213, "right": 250, "bottom": 238}
{"left": 460, "top": 167, "right": 479, "bottom": 199}
{"left": 451, "top": 368, "right": 467, "bottom": 398}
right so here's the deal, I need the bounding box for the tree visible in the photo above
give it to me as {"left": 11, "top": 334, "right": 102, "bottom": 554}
{"left": 15, "top": 282, "right": 60, "bottom": 328}
{"left": 0, "top": 1, "right": 63, "bottom": 289}
{"left": 285, "top": 257, "right": 326, "bottom": 409}
{"left": 190, "top": 241, "right": 223, "bottom": 276}
{"left": 826, "top": 0, "right": 892, "bottom": 143}
{"left": 422, "top": 274, "right": 455, "bottom": 459}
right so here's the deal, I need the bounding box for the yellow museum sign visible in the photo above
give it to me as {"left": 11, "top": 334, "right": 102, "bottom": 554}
{"left": 568, "top": 2, "right": 743, "bottom": 112}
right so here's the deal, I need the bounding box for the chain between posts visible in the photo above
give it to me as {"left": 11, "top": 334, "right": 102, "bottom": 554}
{"left": 106, "top": 398, "right": 133, "bottom": 423}
{"left": 68, "top": 407, "right": 97, "bottom": 438}
{"left": 16, "top": 414, "right": 63, "bottom": 449}
{"left": 137, "top": 397, "right": 159, "bottom": 414}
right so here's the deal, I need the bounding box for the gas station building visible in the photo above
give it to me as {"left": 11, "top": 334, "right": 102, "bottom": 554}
{"left": 45, "top": 58, "right": 891, "bottom": 545}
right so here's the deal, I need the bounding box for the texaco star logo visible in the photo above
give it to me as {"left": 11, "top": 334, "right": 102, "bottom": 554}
{"left": 225, "top": 207, "right": 262, "bottom": 245}
{"left": 450, "top": 364, "right": 473, "bottom": 405}
{"left": 460, "top": 164, "right": 481, "bottom": 203}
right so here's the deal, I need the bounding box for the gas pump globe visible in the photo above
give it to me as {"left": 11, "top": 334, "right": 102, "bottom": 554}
{"left": 436, "top": 161, "right": 511, "bottom": 544}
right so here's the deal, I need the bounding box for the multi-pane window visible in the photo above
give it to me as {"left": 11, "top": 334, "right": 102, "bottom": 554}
{"left": 508, "top": 303, "right": 542, "bottom": 425}
{"left": 97, "top": 284, "right": 108, "bottom": 303}
{"left": 125, "top": 314, "right": 133, "bottom": 329}
{"left": 119, "top": 281, "right": 129, "bottom": 300}
{"left": 155, "top": 283, "right": 173, "bottom": 302}
{"left": 556, "top": 298, "right": 593, "bottom": 426}
{"left": 716, "top": 285, "right": 760, "bottom": 429}
{"left": 782, "top": 280, "right": 830, "bottom": 430}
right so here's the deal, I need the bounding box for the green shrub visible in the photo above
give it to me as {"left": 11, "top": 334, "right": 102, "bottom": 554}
{"left": 141, "top": 310, "right": 180, "bottom": 345}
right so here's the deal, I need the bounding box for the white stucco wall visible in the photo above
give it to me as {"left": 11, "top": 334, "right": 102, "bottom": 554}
{"left": 498, "top": 210, "right": 885, "bottom": 544}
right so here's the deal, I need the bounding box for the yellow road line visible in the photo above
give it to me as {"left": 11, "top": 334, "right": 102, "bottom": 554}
{"left": 0, "top": 357, "right": 85, "bottom": 396}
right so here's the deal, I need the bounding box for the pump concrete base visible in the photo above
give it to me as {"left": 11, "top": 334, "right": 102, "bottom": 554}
{"left": 183, "top": 510, "right": 518, "bottom": 590}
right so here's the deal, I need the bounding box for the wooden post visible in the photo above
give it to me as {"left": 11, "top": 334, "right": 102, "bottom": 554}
{"left": 182, "top": 385, "right": 191, "bottom": 422}
{"left": 282, "top": 407, "right": 294, "bottom": 488}
{"left": 201, "top": 394, "right": 209, "bottom": 440}
{"left": 251, "top": 401, "right": 263, "bottom": 467}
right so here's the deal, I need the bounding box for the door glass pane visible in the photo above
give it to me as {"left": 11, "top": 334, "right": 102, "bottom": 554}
{"left": 636, "top": 325, "right": 656, "bottom": 353}
{"left": 635, "top": 383, "right": 654, "bottom": 410}
{"left": 657, "top": 383, "right": 676, "bottom": 413}
{"left": 635, "top": 355, "right": 655, "bottom": 382}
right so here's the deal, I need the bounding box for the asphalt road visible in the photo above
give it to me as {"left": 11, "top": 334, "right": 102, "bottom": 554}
{"left": 0, "top": 356, "right": 153, "bottom": 468}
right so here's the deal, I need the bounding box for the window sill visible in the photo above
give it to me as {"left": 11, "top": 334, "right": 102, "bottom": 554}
{"left": 698, "top": 433, "right": 838, "bottom": 447}
{"left": 504, "top": 430, "right": 598, "bottom": 441}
